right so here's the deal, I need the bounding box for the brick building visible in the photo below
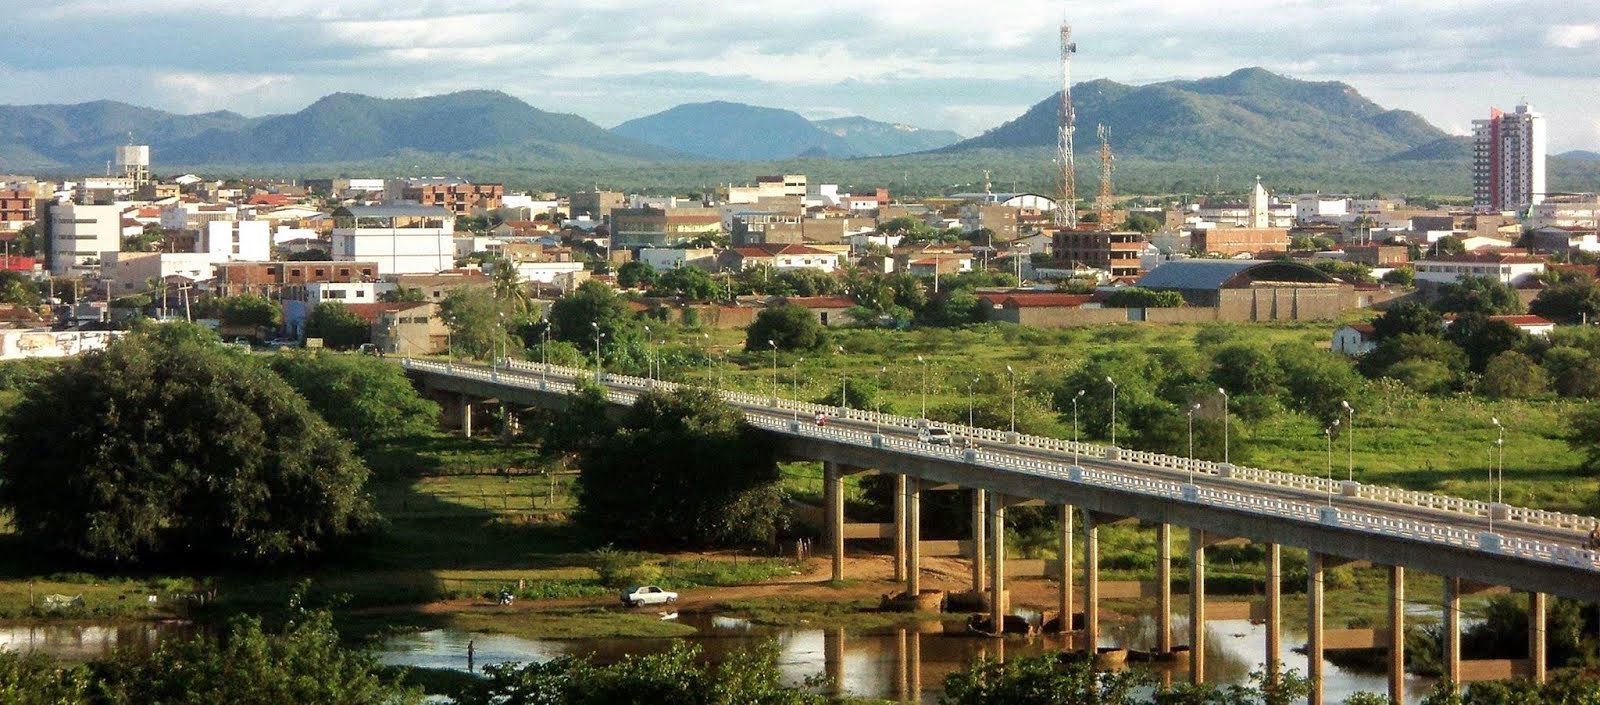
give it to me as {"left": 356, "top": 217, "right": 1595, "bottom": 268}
{"left": 1053, "top": 230, "right": 1147, "bottom": 277}
{"left": 215, "top": 260, "right": 379, "bottom": 297}
{"left": 402, "top": 182, "right": 504, "bottom": 215}
{"left": 1191, "top": 228, "right": 1289, "bottom": 257}
{"left": 0, "top": 189, "right": 37, "bottom": 231}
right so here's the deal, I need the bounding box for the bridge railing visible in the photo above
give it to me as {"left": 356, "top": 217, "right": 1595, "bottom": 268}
{"left": 412, "top": 359, "right": 1600, "bottom": 540}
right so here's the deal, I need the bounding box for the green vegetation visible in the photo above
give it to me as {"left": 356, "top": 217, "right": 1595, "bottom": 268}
{"left": 0, "top": 324, "right": 375, "bottom": 564}
{"left": 463, "top": 642, "right": 823, "bottom": 705}
{"left": 219, "top": 294, "right": 282, "bottom": 329}
{"left": 304, "top": 301, "right": 369, "bottom": 349}
{"left": 746, "top": 303, "right": 829, "bottom": 353}
{"left": 268, "top": 351, "right": 441, "bottom": 452}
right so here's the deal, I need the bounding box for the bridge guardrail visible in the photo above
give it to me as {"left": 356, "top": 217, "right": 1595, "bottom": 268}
{"left": 409, "top": 358, "right": 1600, "bottom": 546}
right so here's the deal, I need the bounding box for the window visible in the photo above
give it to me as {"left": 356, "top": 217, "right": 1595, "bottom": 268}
{"left": 314, "top": 269, "right": 325, "bottom": 277}
{"left": 356, "top": 291, "right": 366, "bottom": 298}
{"left": 290, "top": 269, "right": 302, "bottom": 277}
{"left": 339, "top": 269, "right": 350, "bottom": 276}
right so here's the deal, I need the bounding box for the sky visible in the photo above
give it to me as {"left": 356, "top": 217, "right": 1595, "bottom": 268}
{"left": 3, "top": 0, "right": 1598, "bottom": 151}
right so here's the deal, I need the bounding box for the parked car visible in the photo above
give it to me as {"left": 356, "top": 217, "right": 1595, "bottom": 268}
{"left": 264, "top": 338, "right": 300, "bottom": 350}
{"left": 621, "top": 585, "right": 678, "bottom": 607}
{"left": 358, "top": 343, "right": 384, "bottom": 357}
{"left": 917, "top": 425, "right": 953, "bottom": 445}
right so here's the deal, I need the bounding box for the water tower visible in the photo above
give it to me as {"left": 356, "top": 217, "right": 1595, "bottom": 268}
{"left": 115, "top": 144, "right": 150, "bottom": 184}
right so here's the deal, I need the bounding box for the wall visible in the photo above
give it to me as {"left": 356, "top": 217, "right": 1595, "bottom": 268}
{"left": 0, "top": 329, "right": 122, "bottom": 360}
{"left": 1216, "top": 285, "right": 1350, "bottom": 322}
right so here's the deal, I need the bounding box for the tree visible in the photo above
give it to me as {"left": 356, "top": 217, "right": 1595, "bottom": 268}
{"left": 467, "top": 642, "right": 821, "bottom": 705}
{"left": 1569, "top": 405, "right": 1600, "bottom": 472}
{"left": 1542, "top": 346, "right": 1600, "bottom": 398}
{"left": 941, "top": 653, "right": 1148, "bottom": 705}
{"left": 1272, "top": 344, "right": 1363, "bottom": 420}
{"left": 1434, "top": 275, "right": 1524, "bottom": 315}
{"left": 303, "top": 302, "right": 369, "bottom": 349}
{"left": 616, "top": 260, "right": 656, "bottom": 289}
{"left": 0, "top": 270, "right": 39, "bottom": 307}
{"left": 548, "top": 280, "right": 637, "bottom": 357}
{"left": 0, "top": 324, "right": 375, "bottom": 563}
{"left": 1443, "top": 312, "right": 1528, "bottom": 373}
{"left": 0, "top": 651, "right": 89, "bottom": 705}
{"left": 88, "top": 610, "right": 420, "bottom": 705}
{"left": 921, "top": 286, "right": 981, "bottom": 327}
{"left": 268, "top": 351, "right": 440, "bottom": 451}
{"left": 220, "top": 294, "right": 281, "bottom": 329}
{"left": 1432, "top": 235, "right": 1466, "bottom": 256}
{"left": 1122, "top": 213, "right": 1162, "bottom": 234}
{"left": 1478, "top": 351, "right": 1548, "bottom": 399}
{"left": 122, "top": 223, "right": 163, "bottom": 252}
{"left": 1371, "top": 302, "right": 1443, "bottom": 341}
{"left": 440, "top": 288, "right": 513, "bottom": 360}
{"left": 1361, "top": 333, "right": 1468, "bottom": 392}
{"left": 379, "top": 286, "right": 427, "bottom": 303}
{"left": 575, "top": 387, "right": 784, "bottom": 547}
{"left": 651, "top": 265, "right": 718, "bottom": 300}
{"left": 1211, "top": 344, "right": 1284, "bottom": 397}
{"left": 745, "top": 303, "right": 827, "bottom": 353}
{"left": 491, "top": 260, "right": 530, "bottom": 315}
{"left": 1104, "top": 287, "right": 1183, "bottom": 308}
{"left": 1530, "top": 278, "right": 1600, "bottom": 324}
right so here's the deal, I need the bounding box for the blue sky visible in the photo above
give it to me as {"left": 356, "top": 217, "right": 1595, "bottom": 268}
{"left": 4, "top": 0, "right": 1597, "bottom": 150}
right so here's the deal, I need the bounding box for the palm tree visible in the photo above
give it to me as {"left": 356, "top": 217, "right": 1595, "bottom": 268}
{"left": 491, "top": 257, "right": 529, "bottom": 315}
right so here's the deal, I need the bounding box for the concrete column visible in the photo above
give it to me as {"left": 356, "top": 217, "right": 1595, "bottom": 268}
{"left": 1190, "top": 528, "right": 1207, "bottom": 685}
{"left": 970, "top": 489, "right": 986, "bottom": 594}
{"left": 989, "top": 495, "right": 1007, "bottom": 633}
{"left": 825, "top": 628, "right": 845, "bottom": 697}
{"left": 1389, "top": 566, "right": 1406, "bottom": 703}
{"left": 460, "top": 395, "right": 473, "bottom": 437}
{"left": 825, "top": 462, "right": 844, "bottom": 582}
{"left": 1529, "top": 591, "right": 1547, "bottom": 684}
{"left": 1265, "top": 543, "right": 1281, "bottom": 678}
{"left": 1058, "top": 505, "right": 1074, "bottom": 642}
{"left": 1444, "top": 577, "right": 1461, "bottom": 688}
{"left": 1084, "top": 512, "right": 1100, "bottom": 651}
{"left": 1308, "top": 552, "right": 1325, "bottom": 705}
{"left": 895, "top": 628, "right": 908, "bottom": 699}
{"left": 893, "top": 474, "right": 907, "bottom": 582}
{"left": 907, "top": 479, "right": 922, "bottom": 597}
{"left": 908, "top": 630, "right": 922, "bottom": 703}
{"left": 1158, "top": 524, "right": 1173, "bottom": 654}
{"left": 499, "top": 402, "right": 513, "bottom": 441}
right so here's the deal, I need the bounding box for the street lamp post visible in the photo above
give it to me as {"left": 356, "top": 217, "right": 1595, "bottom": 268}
{"left": 968, "top": 376, "right": 980, "bottom": 429}
{"left": 1342, "top": 400, "right": 1355, "bottom": 481}
{"left": 496, "top": 312, "right": 505, "bottom": 367}
{"left": 540, "top": 317, "right": 549, "bottom": 385}
{"left": 917, "top": 355, "right": 928, "bottom": 420}
{"left": 1492, "top": 417, "right": 1505, "bottom": 505}
{"left": 791, "top": 357, "right": 804, "bottom": 422}
{"left": 1106, "top": 376, "right": 1119, "bottom": 448}
{"left": 1006, "top": 365, "right": 1018, "bottom": 434}
{"left": 768, "top": 339, "right": 779, "bottom": 402}
{"left": 1325, "top": 420, "right": 1340, "bottom": 506}
{"left": 590, "top": 321, "right": 602, "bottom": 378}
{"left": 837, "top": 346, "right": 848, "bottom": 409}
{"left": 1071, "top": 389, "right": 1085, "bottom": 466}
{"left": 643, "top": 325, "right": 652, "bottom": 383}
{"left": 875, "top": 366, "right": 887, "bottom": 435}
{"left": 1186, "top": 402, "right": 1201, "bottom": 484}
{"left": 1217, "top": 387, "right": 1230, "bottom": 464}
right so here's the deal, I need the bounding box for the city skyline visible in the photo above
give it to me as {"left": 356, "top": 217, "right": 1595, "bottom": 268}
{"left": 2, "top": 1, "right": 1597, "bottom": 151}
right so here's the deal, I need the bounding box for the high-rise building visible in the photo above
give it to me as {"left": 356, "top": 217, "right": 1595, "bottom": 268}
{"left": 1473, "top": 104, "right": 1546, "bottom": 212}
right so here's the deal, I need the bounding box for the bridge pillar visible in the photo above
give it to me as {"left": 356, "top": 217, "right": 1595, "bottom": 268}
{"left": 825, "top": 627, "right": 845, "bottom": 697}
{"left": 895, "top": 628, "right": 908, "bottom": 698}
{"left": 989, "top": 494, "right": 1007, "bottom": 633}
{"left": 907, "top": 479, "right": 922, "bottom": 597}
{"left": 1265, "top": 543, "right": 1280, "bottom": 678}
{"left": 1529, "top": 591, "right": 1547, "bottom": 684}
{"left": 824, "top": 462, "right": 845, "bottom": 582}
{"left": 460, "top": 395, "right": 473, "bottom": 437}
{"left": 1190, "top": 528, "right": 1207, "bottom": 685}
{"left": 1389, "top": 565, "right": 1406, "bottom": 704}
{"left": 1083, "top": 511, "right": 1100, "bottom": 652}
{"left": 1158, "top": 524, "right": 1173, "bottom": 655}
{"left": 1308, "top": 552, "right": 1325, "bottom": 705}
{"left": 893, "top": 474, "right": 907, "bottom": 582}
{"left": 908, "top": 629, "right": 922, "bottom": 702}
{"left": 970, "top": 489, "right": 986, "bottom": 594}
{"left": 499, "top": 402, "right": 515, "bottom": 441}
{"left": 1058, "top": 505, "right": 1074, "bottom": 644}
{"left": 1444, "top": 576, "right": 1461, "bottom": 688}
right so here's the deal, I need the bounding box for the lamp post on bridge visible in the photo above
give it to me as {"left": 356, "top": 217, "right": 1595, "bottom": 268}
{"left": 917, "top": 354, "right": 928, "bottom": 421}
{"left": 791, "top": 357, "right": 804, "bottom": 423}
{"left": 590, "top": 321, "right": 603, "bottom": 379}
{"left": 875, "top": 366, "right": 887, "bottom": 436}
{"left": 1071, "top": 389, "right": 1084, "bottom": 467}
{"left": 836, "top": 345, "right": 848, "bottom": 410}
{"left": 1218, "top": 387, "right": 1230, "bottom": 465}
{"left": 967, "top": 376, "right": 980, "bottom": 429}
{"left": 768, "top": 339, "right": 779, "bottom": 402}
{"left": 1325, "top": 419, "right": 1340, "bottom": 507}
{"left": 643, "top": 325, "right": 653, "bottom": 384}
{"left": 1491, "top": 417, "right": 1505, "bottom": 505}
{"left": 1342, "top": 400, "right": 1355, "bottom": 482}
{"left": 540, "top": 317, "right": 549, "bottom": 386}
{"left": 1006, "top": 365, "right": 1018, "bottom": 435}
{"left": 1186, "top": 402, "right": 1201, "bottom": 485}
{"left": 1106, "top": 375, "right": 1119, "bottom": 448}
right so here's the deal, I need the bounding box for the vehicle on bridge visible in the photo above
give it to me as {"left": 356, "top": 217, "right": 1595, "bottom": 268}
{"left": 621, "top": 585, "right": 678, "bottom": 607}
{"left": 917, "top": 425, "right": 952, "bottom": 445}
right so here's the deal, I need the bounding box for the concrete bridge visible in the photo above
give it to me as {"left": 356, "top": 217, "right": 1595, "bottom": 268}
{"left": 403, "top": 357, "right": 1600, "bottom": 704}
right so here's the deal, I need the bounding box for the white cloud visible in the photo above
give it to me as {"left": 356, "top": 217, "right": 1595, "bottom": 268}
{"left": 1547, "top": 24, "right": 1600, "bottom": 48}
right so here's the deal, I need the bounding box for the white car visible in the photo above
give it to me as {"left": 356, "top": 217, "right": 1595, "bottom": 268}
{"left": 917, "top": 426, "right": 953, "bottom": 445}
{"left": 621, "top": 585, "right": 678, "bottom": 607}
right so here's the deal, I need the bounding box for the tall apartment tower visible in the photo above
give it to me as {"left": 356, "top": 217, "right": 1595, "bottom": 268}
{"left": 1472, "top": 103, "right": 1546, "bottom": 212}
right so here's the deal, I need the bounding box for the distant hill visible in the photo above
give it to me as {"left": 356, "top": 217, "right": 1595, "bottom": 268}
{"left": 0, "top": 100, "right": 255, "bottom": 171}
{"left": 812, "top": 116, "right": 962, "bottom": 156}
{"left": 0, "top": 91, "right": 674, "bottom": 171}
{"left": 944, "top": 67, "right": 1449, "bottom": 163}
{"left": 612, "top": 101, "right": 862, "bottom": 161}
{"left": 1382, "top": 136, "right": 1471, "bottom": 163}
{"left": 1560, "top": 150, "right": 1600, "bottom": 162}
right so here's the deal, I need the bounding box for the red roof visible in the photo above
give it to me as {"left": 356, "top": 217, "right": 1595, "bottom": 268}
{"left": 1345, "top": 323, "right": 1376, "bottom": 335}
{"left": 731, "top": 247, "right": 776, "bottom": 258}
{"left": 779, "top": 296, "right": 855, "bottom": 309}
{"left": 1421, "top": 253, "right": 1547, "bottom": 264}
{"left": 247, "top": 194, "right": 291, "bottom": 206}
{"left": 341, "top": 302, "right": 426, "bottom": 323}
{"left": 1489, "top": 315, "right": 1555, "bottom": 327}
{"left": 1000, "top": 293, "right": 1092, "bottom": 308}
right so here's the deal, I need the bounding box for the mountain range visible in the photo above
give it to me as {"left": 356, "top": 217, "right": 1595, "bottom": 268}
{"left": 612, "top": 102, "right": 963, "bottom": 160}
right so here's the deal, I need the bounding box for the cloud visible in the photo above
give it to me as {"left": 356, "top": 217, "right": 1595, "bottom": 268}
{"left": 1547, "top": 24, "right": 1600, "bottom": 48}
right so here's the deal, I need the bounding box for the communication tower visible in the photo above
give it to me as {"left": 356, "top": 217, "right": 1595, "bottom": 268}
{"left": 1096, "top": 124, "right": 1114, "bottom": 229}
{"left": 1054, "top": 23, "right": 1077, "bottom": 229}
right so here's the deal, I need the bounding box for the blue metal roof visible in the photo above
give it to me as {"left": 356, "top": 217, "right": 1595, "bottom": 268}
{"left": 1135, "top": 259, "right": 1335, "bottom": 291}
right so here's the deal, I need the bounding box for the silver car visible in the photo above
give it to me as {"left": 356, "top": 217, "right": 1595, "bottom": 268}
{"left": 917, "top": 426, "right": 953, "bottom": 445}
{"left": 621, "top": 585, "right": 679, "bottom": 607}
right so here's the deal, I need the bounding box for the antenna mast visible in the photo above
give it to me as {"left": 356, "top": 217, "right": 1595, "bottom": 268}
{"left": 1096, "top": 124, "right": 1114, "bottom": 229}
{"left": 1054, "top": 23, "right": 1078, "bottom": 229}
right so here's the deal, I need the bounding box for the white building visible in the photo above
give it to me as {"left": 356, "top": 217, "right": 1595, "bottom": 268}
{"left": 1529, "top": 194, "right": 1600, "bottom": 230}
{"left": 772, "top": 245, "right": 841, "bottom": 272}
{"left": 1295, "top": 195, "right": 1350, "bottom": 222}
{"left": 102, "top": 252, "right": 215, "bottom": 292}
{"left": 1332, "top": 324, "right": 1376, "bottom": 356}
{"left": 200, "top": 220, "right": 271, "bottom": 263}
{"left": 330, "top": 205, "right": 455, "bottom": 275}
{"left": 49, "top": 202, "right": 123, "bottom": 275}
{"left": 639, "top": 247, "right": 718, "bottom": 271}
{"left": 1413, "top": 253, "right": 1547, "bottom": 287}
{"left": 294, "top": 281, "right": 389, "bottom": 305}
{"left": 1473, "top": 103, "right": 1547, "bottom": 212}
{"left": 509, "top": 260, "right": 585, "bottom": 285}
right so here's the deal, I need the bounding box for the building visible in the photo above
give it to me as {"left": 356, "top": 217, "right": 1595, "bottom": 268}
{"left": 1344, "top": 245, "right": 1410, "bottom": 268}
{"left": 1473, "top": 103, "right": 1546, "bottom": 212}
{"left": 1191, "top": 228, "right": 1289, "bottom": 258}
{"left": 1332, "top": 323, "right": 1377, "bottom": 356}
{"left": 1529, "top": 226, "right": 1600, "bottom": 255}
{"left": 640, "top": 247, "right": 718, "bottom": 271}
{"left": 569, "top": 189, "right": 625, "bottom": 220}
{"left": 102, "top": 252, "right": 215, "bottom": 294}
{"left": 393, "top": 271, "right": 495, "bottom": 302}
{"left": 730, "top": 211, "right": 803, "bottom": 245}
{"left": 775, "top": 296, "right": 855, "bottom": 326}
{"left": 401, "top": 181, "right": 504, "bottom": 215}
{"left": 0, "top": 189, "right": 38, "bottom": 231}
{"left": 1135, "top": 259, "right": 1353, "bottom": 321}
{"left": 214, "top": 260, "right": 379, "bottom": 297}
{"left": 1054, "top": 230, "right": 1146, "bottom": 277}
{"left": 371, "top": 302, "right": 446, "bottom": 355}
{"left": 1530, "top": 193, "right": 1600, "bottom": 230}
{"left": 959, "top": 203, "right": 1020, "bottom": 241}
{"left": 725, "top": 175, "right": 807, "bottom": 203}
{"left": 610, "top": 206, "right": 722, "bottom": 248}
{"left": 199, "top": 220, "right": 271, "bottom": 263}
{"left": 1413, "top": 253, "right": 1547, "bottom": 287}
{"left": 330, "top": 205, "right": 455, "bottom": 275}
{"left": 49, "top": 203, "right": 123, "bottom": 275}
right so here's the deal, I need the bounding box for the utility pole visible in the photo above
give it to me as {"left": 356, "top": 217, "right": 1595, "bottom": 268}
{"left": 1054, "top": 23, "right": 1078, "bottom": 230}
{"left": 1096, "top": 124, "right": 1115, "bottom": 229}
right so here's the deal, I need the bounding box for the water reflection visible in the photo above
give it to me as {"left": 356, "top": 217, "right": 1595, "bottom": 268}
{"left": 0, "top": 623, "right": 181, "bottom": 661}
{"left": 378, "top": 610, "right": 1435, "bottom": 703}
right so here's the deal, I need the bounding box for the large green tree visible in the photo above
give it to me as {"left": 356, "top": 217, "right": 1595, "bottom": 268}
{"left": 1434, "top": 275, "right": 1524, "bottom": 315}
{"left": 548, "top": 280, "right": 637, "bottom": 357}
{"left": 0, "top": 324, "right": 376, "bottom": 563}
{"left": 303, "top": 302, "right": 369, "bottom": 350}
{"left": 440, "top": 288, "right": 516, "bottom": 360}
{"left": 220, "top": 294, "right": 282, "bottom": 329}
{"left": 575, "top": 387, "right": 784, "bottom": 548}
{"left": 466, "top": 643, "right": 820, "bottom": 705}
{"left": 744, "top": 303, "right": 827, "bottom": 353}
{"left": 268, "top": 351, "right": 440, "bottom": 451}
{"left": 1530, "top": 277, "right": 1600, "bottom": 324}
{"left": 1370, "top": 301, "right": 1443, "bottom": 341}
